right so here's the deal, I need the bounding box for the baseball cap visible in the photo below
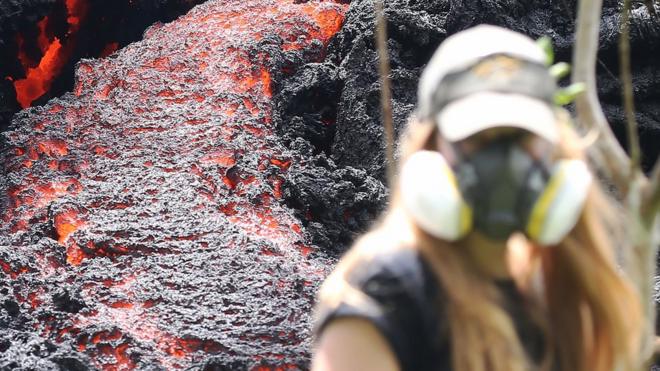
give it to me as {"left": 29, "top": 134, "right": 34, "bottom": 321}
{"left": 417, "top": 25, "right": 559, "bottom": 143}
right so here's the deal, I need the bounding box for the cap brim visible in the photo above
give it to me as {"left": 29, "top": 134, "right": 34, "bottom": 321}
{"left": 436, "top": 92, "right": 558, "bottom": 143}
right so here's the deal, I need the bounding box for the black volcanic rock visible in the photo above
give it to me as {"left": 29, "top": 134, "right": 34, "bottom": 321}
{"left": 328, "top": 0, "right": 448, "bottom": 180}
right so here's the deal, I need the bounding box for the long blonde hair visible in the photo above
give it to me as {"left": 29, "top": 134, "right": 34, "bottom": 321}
{"left": 317, "top": 110, "right": 642, "bottom": 371}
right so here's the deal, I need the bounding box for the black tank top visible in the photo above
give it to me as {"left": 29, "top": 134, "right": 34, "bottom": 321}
{"left": 314, "top": 247, "right": 546, "bottom": 371}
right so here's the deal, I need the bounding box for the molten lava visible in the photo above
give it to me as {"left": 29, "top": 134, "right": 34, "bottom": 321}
{"left": 1, "top": 0, "right": 347, "bottom": 369}
{"left": 13, "top": 0, "right": 88, "bottom": 108}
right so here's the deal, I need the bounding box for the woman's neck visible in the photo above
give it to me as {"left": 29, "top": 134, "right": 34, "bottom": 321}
{"left": 462, "top": 232, "right": 513, "bottom": 280}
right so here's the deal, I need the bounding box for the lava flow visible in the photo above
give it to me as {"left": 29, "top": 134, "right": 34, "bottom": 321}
{"left": 13, "top": 0, "right": 88, "bottom": 108}
{"left": 1, "top": 0, "right": 346, "bottom": 369}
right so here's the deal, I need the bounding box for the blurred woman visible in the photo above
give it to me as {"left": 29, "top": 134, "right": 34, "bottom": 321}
{"left": 311, "top": 25, "right": 641, "bottom": 371}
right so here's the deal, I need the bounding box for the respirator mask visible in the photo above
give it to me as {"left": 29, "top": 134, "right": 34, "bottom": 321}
{"left": 400, "top": 142, "right": 592, "bottom": 246}
{"left": 453, "top": 135, "right": 550, "bottom": 241}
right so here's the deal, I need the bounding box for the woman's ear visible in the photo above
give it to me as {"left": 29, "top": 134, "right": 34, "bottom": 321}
{"left": 422, "top": 121, "right": 439, "bottom": 150}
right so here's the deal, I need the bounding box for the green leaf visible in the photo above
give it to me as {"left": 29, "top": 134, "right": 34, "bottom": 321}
{"left": 554, "top": 83, "right": 586, "bottom": 105}
{"left": 549, "top": 62, "right": 571, "bottom": 79}
{"left": 536, "top": 36, "right": 554, "bottom": 66}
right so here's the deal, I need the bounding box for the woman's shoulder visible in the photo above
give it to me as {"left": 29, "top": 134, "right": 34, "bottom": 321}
{"left": 315, "top": 244, "right": 450, "bottom": 371}
{"left": 316, "top": 244, "right": 436, "bottom": 318}
{"left": 344, "top": 245, "right": 435, "bottom": 298}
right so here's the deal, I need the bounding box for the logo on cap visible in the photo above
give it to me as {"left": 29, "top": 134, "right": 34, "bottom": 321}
{"left": 471, "top": 55, "right": 522, "bottom": 82}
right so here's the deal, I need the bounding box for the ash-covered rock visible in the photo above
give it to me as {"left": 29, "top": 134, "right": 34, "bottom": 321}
{"left": 1, "top": 0, "right": 348, "bottom": 369}
{"left": 0, "top": 329, "right": 91, "bottom": 371}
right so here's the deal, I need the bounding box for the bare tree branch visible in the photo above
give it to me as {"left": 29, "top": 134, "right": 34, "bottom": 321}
{"left": 571, "top": 0, "right": 632, "bottom": 194}
{"left": 619, "top": 0, "right": 642, "bottom": 174}
{"left": 375, "top": 0, "right": 396, "bottom": 188}
{"left": 573, "top": 1, "right": 659, "bottom": 366}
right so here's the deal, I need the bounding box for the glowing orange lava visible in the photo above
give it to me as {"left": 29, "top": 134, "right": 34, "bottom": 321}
{"left": 13, "top": 0, "right": 88, "bottom": 108}
{"left": 14, "top": 38, "right": 65, "bottom": 108}
{"left": 54, "top": 210, "right": 86, "bottom": 244}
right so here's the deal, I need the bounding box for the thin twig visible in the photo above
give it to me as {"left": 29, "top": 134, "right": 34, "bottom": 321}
{"left": 618, "top": 4, "right": 658, "bottom": 366}
{"left": 571, "top": 0, "right": 632, "bottom": 194}
{"left": 643, "top": 0, "right": 657, "bottom": 17}
{"left": 375, "top": 0, "right": 396, "bottom": 188}
{"left": 620, "top": 0, "right": 642, "bottom": 175}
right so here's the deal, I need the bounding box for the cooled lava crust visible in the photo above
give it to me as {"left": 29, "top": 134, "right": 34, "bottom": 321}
{"left": 0, "top": 0, "right": 352, "bottom": 369}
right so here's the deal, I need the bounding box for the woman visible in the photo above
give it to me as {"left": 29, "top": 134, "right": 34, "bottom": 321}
{"left": 311, "top": 25, "right": 641, "bottom": 371}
